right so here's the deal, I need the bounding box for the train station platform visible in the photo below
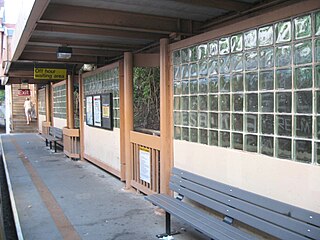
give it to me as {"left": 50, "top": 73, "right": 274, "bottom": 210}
{"left": 1, "top": 133, "right": 206, "bottom": 240}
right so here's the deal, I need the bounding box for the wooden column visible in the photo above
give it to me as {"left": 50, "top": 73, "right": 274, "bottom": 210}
{"left": 119, "top": 60, "right": 126, "bottom": 181}
{"left": 160, "top": 38, "right": 172, "bottom": 195}
{"left": 45, "top": 84, "right": 51, "bottom": 123}
{"left": 67, "top": 75, "right": 74, "bottom": 129}
{"left": 79, "top": 74, "right": 84, "bottom": 160}
{"left": 124, "top": 52, "right": 134, "bottom": 189}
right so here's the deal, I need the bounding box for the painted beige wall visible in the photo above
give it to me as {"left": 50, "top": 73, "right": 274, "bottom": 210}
{"left": 174, "top": 140, "right": 320, "bottom": 213}
{"left": 53, "top": 117, "right": 66, "bottom": 129}
{"left": 84, "top": 126, "right": 120, "bottom": 171}
{"left": 38, "top": 115, "right": 46, "bottom": 133}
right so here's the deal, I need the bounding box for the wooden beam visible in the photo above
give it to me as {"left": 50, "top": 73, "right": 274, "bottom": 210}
{"left": 119, "top": 60, "right": 126, "bottom": 181}
{"left": 66, "top": 75, "right": 74, "bottom": 129}
{"left": 174, "top": 0, "right": 252, "bottom": 11}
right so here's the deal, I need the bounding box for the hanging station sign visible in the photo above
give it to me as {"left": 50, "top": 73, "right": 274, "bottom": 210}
{"left": 34, "top": 68, "right": 67, "bottom": 80}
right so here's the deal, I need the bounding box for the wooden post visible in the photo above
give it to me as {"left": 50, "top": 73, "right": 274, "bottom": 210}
{"left": 119, "top": 60, "right": 126, "bottom": 181}
{"left": 124, "top": 52, "right": 134, "bottom": 189}
{"left": 67, "top": 74, "right": 74, "bottom": 129}
{"left": 79, "top": 73, "right": 84, "bottom": 160}
{"left": 45, "top": 84, "right": 51, "bottom": 123}
{"left": 160, "top": 38, "right": 172, "bottom": 195}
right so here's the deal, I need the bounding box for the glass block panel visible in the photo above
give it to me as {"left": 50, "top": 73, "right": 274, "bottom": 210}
{"left": 209, "top": 76, "right": 219, "bottom": 93}
{"left": 246, "top": 114, "right": 258, "bottom": 133}
{"left": 316, "top": 143, "right": 320, "bottom": 164}
{"left": 259, "top": 48, "right": 274, "bottom": 69}
{"left": 199, "top": 112, "right": 208, "bottom": 128}
{"left": 190, "top": 96, "right": 198, "bottom": 111}
{"left": 181, "top": 64, "right": 189, "bottom": 79}
{"left": 174, "top": 97, "right": 180, "bottom": 110}
{"left": 221, "top": 113, "right": 230, "bottom": 130}
{"left": 260, "top": 71, "right": 274, "bottom": 90}
{"left": 190, "top": 128, "right": 198, "bottom": 143}
{"left": 181, "top": 48, "right": 190, "bottom": 63}
{"left": 174, "top": 111, "right": 181, "bottom": 125}
{"left": 209, "top": 113, "right": 219, "bottom": 129}
{"left": 190, "top": 112, "right": 198, "bottom": 127}
{"left": 260, "top": 136, "right": 274, "bottom": 157}
{"left": 276, "top": 92, "right": 292, "bottom": 113}
{"left": 295, "top": 140, "right": 312, "bottom": 163}
{"left": 295, "top": 91, "right": 312, "bottom": 113}
{"left": 316, "top": 65, "right": 320, "bottom": 88}
{"left": 190, "top": 63, "right": 198, "bottom": 78}
{"left": 190, "top": 46, "right": 198, "bottom": 62}
{"left": 246, "top": 93, "right": 258, "bottom": 112}
{"left": 208, "top": 58, "right": 219, "bottom": 76}
{"left": 277, "top": 115, "right": 292, "bottom": 136}
{"left": 246, "top": 135, "right": 257, "bottom": 152}
{"left": 174, "top": 126, "right": 181, "bottom": 140}
{"left": 316, "top": 11, "right": 320, "bottom": 36}
{"left": 182, "top": 112, "right": 189, "bottom": 126}
{"left": 182, "top": 127, "right": 189, "bottom": 141}
{"left": 245, "top": 72, "right": 258, "bottom": 91}
{"left": 232, "top": 133, "right": 243, "bottom": 150}
{"left": 208, "top": 41, "right": 219, "bottom": 56}
{"left": 199, "top": 129, "right": 208, "bottom": 145}
{"left": 261, "top": 93, "right": 274, "bottom": 112}
{"left": 173, "top": 50, "right": 181, "bottom": 65}
{"left": 244, "top": 29, "right": 257, "bottom": 50}
{"left": 219, "top": 56, "right": 231, "bottom": 74}
{"left": 199, "top": 78, "right": 208, "bottom": 93}
{"left": 261, "top": 114, "right": 274, "bottom": 135}
{"left": 231, "top": 53, "right": 243, "bottom": 72}
{"left": 277, "top": 138, "right": 292, "bottom": 159}
{"left": 232, "top": 74, "right": 244, "bottom": 92}
{"left": 275, "top": 21, "right": 292, "bottom": 43}
{"left": 317, "top": 116, "right": 320, "bottom": 139}
{"left": 209, "top": 95, "right": 218, "bottom": 111}
{"left": 231, "top": 34, "right": 243, "bottom": 53}
{"left": 245, "top": 51, "right": 258, "bottom": 70}
{"left": 190, "top": 79, "right": 198, "bottom": 95}
{"left": 197, "top": 44, "right": 207, "bottom": 60}
{"left": 220, "top": 94, "right": 230, "bottom": 111}
{"left": 219, "top": 37, "right": 230, "bottom": 55}
{"left": 276, "top": 69, "right": 292, "bottom": 90}
{"left": 318, "top": 92, "right": 320, "bottom": 114}
{"left": 233, "top": 94, "right": 244, "bottom": 112}
{"left": 209, "top": 130, "right": 219, "bottom": 146}
{"left": 294, "top": 15, "right": 311, "bottom": 40}
{"left": 258, "top": 25, "right": 273, "bottom": 46}
{"left": 199, "top": 95, "right": 208, "bottom": 111}
{"left": 296, "top": 115, "right": 312, "bottom": 139}
{"left": 220, "top": 75, "right": 230, "bottom": 92}
{"left": 232, "top": 113, "right": 243, "bottom": 131}
{"left": 181, "top": 96, "right": 189, "bottom": 110}
{"left": 294, "top": 66, "right": 312, "bottom": 89}
{"left": 220, "top": 132, "right": 230, "bottom": 148}
{"left": 276, "top": 45, "right": 292, "bottom": 67}
{"left": 315, "top": 39, "right": 320, "bottom": 63}
{"left": 294, "top": 41, "right": 312, "bottom": 65}
{"left": 199, "top": 61, "right": 208, "bottom": 77}
{"left": 181, "top": 81, "right": 189, "bottom": 95}
{"left": 174, "top": 66, "right": 180, "bottom": 81}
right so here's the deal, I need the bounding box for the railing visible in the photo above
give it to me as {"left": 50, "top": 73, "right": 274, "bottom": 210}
{"left": 42, "top": 121, "right": 51, "bottom": 135}
{"left": 63, "top": 128, "right": 80, "bottom": 159}
{"left": 130, "top": 131, "right": 161, "bottom": 195}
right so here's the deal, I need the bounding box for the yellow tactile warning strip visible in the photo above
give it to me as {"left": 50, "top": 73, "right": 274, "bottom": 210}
{"left": 10, "top": 136, "right": 81, "bottom": 240}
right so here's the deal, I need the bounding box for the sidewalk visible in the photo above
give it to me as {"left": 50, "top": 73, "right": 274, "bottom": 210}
{"left": 1, "top": 134, "right": 207, "bottom": 240}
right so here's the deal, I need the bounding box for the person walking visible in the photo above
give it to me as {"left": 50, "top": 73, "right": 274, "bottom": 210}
{"left": 24, "top": 97, "right": 33, "bottom": 124}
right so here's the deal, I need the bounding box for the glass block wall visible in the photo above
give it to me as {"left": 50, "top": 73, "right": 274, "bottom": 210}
{"left": 38, "top": 89, "right": 46, "bottom": 115}
{"left": 53, "top": 84, "right": 66, "bottom": 119}
{"left": 83, "top": 67, "right": 120, "bottom": 128}
{"left": 173, "top": 10, "right": 320, "bottom": 165}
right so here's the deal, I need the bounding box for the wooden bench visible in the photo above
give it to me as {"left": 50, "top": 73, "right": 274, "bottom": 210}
{"left": 146, "top": 167, "right": 320, "bottom": 240}
{"left": 43, "top": 127, "right": 63, "bottom": 152}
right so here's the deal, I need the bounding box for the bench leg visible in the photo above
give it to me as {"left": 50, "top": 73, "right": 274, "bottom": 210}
{"left": 156, "top": 212, "right": 180, "bottom": 239}
{"left": 49, "top": 141, "right": 52, "bottom": 150}
{"left": 54, "top": 141, "right": 57, "bottom": 152}
{"left": 45, "top": 139, "right": 48, "bottom": 146}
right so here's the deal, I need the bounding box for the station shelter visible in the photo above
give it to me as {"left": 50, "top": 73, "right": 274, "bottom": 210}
{"left": 2, "top": 0, "right": 320, "bottom": 229}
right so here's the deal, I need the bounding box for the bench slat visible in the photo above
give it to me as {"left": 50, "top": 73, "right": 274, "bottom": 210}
{"left": 172, "top": 168, "right": 320, "bottom": 228}
{"left": 146, "top": 194, "right": 257, "bottom": 240}
{"left": 171, "top": 175, "right": 320, "bottom": 239}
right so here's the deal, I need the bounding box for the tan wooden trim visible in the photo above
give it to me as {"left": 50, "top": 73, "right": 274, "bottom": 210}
{"left": 170, "top": 0, "right": 320, "bottom": 51}
{"left": 130, "top": 131, "right": 161, "bottom": 150}
{"left": 45, "top": 84, "right": 51, "bottom": 122}
{"left": 130, "top": 180, "right": 155, "bottom": 195}
{"left": 119, "top": 60, "right": 126, "bottom": 181}
{"left": 42, "top": 121, "right": 51, "bottom": 127}
{"left": 62, "top": 127, "right": 79, "bottom": 137}
{"left": 83, "top": 153, "right": 121, "bottom": 178}
{"left": 133, "top": 53, "right": 160, "bottom": 67}
{"left": 64, "top": 150, "right": 79, "bottom": 159}
{"left": 50, "top": 83, "right": 54, "bottom": 124}
{"left": 67, "top": 75, "right": 74, "bottom": 129}
{"left": 52, "top": 80, "right": 66, "bottom": 88}
{"left": 124, "top": 52, "right": 134, "bottom": 189}
{"left": 82, "top": 61, "right": 120, "bottom": 78}
{"left": 79, "top": 74, "right": 85, "bottom": 160}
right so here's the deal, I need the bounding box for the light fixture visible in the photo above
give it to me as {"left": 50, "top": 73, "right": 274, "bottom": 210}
{"left": 57, "top": 46, "right": 72, "bottom": 59}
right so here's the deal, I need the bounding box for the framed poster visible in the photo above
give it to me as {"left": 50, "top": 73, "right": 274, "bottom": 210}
{"left": 85, "top": 95, "right": 93, "bottom": 125}
{"left": 93, "top": 95, "right": 102, "bottom": 127}
{"left": 101, "top": 93, "right": 113, "bottom": 130}
{"left": 139, "top": 146, "right": 151, "bottom": 183}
